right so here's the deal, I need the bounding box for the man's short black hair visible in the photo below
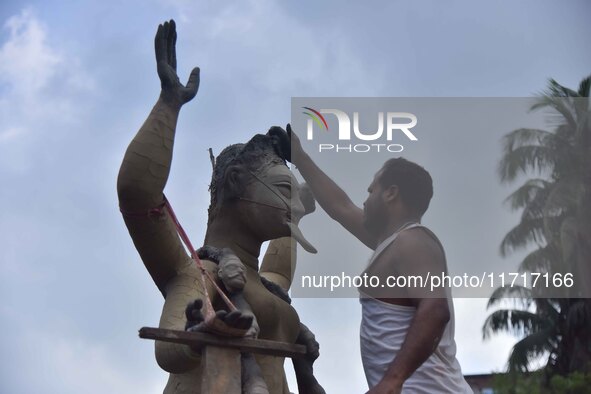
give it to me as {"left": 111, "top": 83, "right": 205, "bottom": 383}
{"left": 378, "top": 158, "right": 433, "bottom": 217}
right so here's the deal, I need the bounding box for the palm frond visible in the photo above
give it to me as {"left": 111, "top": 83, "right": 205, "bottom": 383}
{"left": 487, "top": 285, "right": 532, "bottom": 309}
{"left": 559, "top": 216, "right": 578, "bottom": 264}
{"left": 500, "top": 217, "right": 547, "bottom": 257}
{"left": 502, "top": 128, "right": 554, "bottom": 151}
{"left": 520, "top": 184, "right": 556, "bottom": 222}
{"left": 504, "top": 179, "right": 551, "bottom": 211}
{"left": 507, "top": 328, "right": 556, "bottom": 372}
{"left": 482, "top": 309, "right": 547, "bottom": 340}
{"left": 577, "top": 76, "right": 590, "bottom": 97}
{"left": 519, "top": 244, "right": 559, "bottom": 274}
{"left": 499, "top": 145, "right": 556, "bottom": 183}
{"left": 546, "top": 78, "right": 580, "bottom": 98}
{"left": 565, "top": 300, "right": 591, "bottom": 336}
{"left": 533, "top": 298, "right": 561, "bottom": 323}
{"left": 542, "top": 178, "right": 580, "bottom": 220}
{"left": 530, "top": 96, "right": 576, "bottom": 131}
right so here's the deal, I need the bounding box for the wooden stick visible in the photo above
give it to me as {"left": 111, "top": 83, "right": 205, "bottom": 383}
{"left": 139, "top": 327, "right": 307, "bottom": 358}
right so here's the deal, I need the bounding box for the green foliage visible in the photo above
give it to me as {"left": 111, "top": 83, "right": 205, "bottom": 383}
{"left": 493, "top": 370, "right": 591, "bottom": 394}
{"left": 493, "top": 371, "right": 543, "bottom": 394}
{"left": 549, "top": 371, "right": 591, "bottom": 393}
{"left": 484, "top": 75, "right": 591, "bottom": 376}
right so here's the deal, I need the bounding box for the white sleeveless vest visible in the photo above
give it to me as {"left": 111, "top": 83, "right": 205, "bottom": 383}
{"left": 359, "top": 223, "right": 472, "bottom": 393}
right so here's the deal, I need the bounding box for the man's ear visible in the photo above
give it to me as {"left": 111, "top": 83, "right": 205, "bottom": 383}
{"left": 223, "top": 165, "right": 249, "bottom": 200}
{"left": 383, "top": 184, "right": 399, "bottom": 203}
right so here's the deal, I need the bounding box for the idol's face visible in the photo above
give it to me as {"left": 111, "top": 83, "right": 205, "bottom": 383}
{"left": 239, "top": 163, "right": 305, "bottom": 242}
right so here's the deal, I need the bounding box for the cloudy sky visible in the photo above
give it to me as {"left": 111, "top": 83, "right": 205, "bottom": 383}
{"left": 0, "top": 0, "right": 589, "bottom": 393}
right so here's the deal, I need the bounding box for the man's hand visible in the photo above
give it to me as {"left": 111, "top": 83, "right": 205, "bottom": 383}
{"left": 155, "top": 19, "right": 200, "bottom": 108}
{"left": 286, "top": 124, "right": 306, "bottom": 167}
{"left": 299, "top": 183, "right": 316, "bottom": 216}
{"left": 365, "top": 379, "right": 402, "bottom": 394}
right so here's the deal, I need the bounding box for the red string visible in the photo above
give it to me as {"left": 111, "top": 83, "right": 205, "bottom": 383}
{"left": 163, "top": 196, "right": 237, "bottom": 312}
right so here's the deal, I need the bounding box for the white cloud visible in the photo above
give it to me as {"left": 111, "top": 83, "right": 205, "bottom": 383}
{"left": 0, "top": 126, "right": 24, "bottom": 143}
{"left": 158, "top": 0, "right": 385, "bottom": 97}
{"left": 0, "top": 7, "right": 94, "bottom": 167}
{"left": 0, "top": 8, "right": 61, "bottom": 99}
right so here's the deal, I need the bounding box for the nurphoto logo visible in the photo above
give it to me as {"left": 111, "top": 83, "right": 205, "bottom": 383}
{"left": 302, "top": 107, "right": 418, "bottom": 153}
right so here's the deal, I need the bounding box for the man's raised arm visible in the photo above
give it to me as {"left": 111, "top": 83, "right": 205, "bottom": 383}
{"left": 287, "top": 125, "right": 377, "bottom": 249}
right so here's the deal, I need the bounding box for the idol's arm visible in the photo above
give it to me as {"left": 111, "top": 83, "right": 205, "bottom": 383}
{"left": 117, "top": 20, "right": 200, "bottom": 292}
{"left": 117, "top": 20, "right": 205, "bottom": 370}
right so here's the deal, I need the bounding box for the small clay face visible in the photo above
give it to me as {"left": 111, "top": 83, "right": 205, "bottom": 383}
{"left": 219, "top": 254, "right": 247, "bottom": 293}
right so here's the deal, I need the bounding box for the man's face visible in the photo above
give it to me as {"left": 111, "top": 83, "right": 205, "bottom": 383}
{"left": 363, "top": 170, "right": 388, "bottom": 236}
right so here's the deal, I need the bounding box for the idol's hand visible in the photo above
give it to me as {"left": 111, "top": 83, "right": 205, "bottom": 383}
{"left": 155, "top": 19, "right": 200, "bottom": 108}
{"left": 185, "top": 299, "right": 254, "bottom": 333}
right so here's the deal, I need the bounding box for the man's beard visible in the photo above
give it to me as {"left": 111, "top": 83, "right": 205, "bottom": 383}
{"left": 363, "top": 203, "right": 388, "bottom": 237}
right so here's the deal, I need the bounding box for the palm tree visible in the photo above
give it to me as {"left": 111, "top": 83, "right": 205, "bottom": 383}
{"left": 483, "top": 76, "right": 591, "bottom": 377}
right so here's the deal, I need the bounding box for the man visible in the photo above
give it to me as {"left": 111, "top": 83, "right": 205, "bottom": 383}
{"left": 286, "top": 125, "right": 472, "bottom": 393}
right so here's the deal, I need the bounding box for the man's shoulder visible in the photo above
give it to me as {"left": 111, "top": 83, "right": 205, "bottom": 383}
{"left": 394, "top": 226, "right": 444, "bottom": 255}
{"left": 367, "top": 226, "right": 444, "bottom": 271}
{"left": 375, "top": 227, "right": 445, "bottom": 274}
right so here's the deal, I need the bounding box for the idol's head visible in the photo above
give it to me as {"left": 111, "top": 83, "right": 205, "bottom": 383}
{"left": 207, "top": 127, "right": 313, "bottom": 250}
